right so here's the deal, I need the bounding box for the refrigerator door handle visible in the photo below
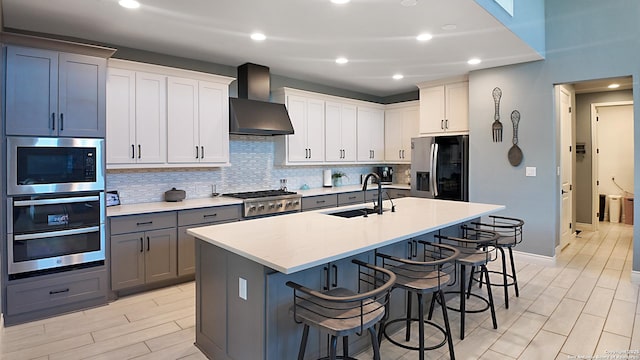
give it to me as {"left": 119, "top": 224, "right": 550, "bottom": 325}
{"left": 432, "top": 143, "right": 439, "bottom": 197}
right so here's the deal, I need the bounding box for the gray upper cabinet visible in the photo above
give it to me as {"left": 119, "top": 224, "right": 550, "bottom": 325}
{"left": 5, "top": 45, "right": 106, "bottom": 138}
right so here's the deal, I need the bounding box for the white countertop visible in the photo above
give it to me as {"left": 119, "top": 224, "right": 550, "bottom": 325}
{"left": 187, "top": 197, "right": 504, "bottom": 274}
{"left": 106, "top": 184, "right": 411, "bottom": 217}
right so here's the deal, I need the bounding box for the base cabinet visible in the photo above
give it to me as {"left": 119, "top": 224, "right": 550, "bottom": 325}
{"left": 110, "top": 212, "right": 177, "bottom": 291}
{"left": 4, "top": 266, "right": 108, "bottom": 325}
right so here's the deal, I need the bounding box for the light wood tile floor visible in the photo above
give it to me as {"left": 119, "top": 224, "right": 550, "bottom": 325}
{"left": 1, "top": 222, "right": 638, "bottom": 359}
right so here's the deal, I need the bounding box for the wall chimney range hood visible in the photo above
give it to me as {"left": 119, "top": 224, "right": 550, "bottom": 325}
{"left": 229, "top": 63, "right": 294, "bottom": 136}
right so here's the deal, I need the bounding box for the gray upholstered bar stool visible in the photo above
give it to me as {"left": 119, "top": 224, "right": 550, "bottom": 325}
{"left": 471, "top": 215, "right": 524, "bottom": 309}
{"left": 376, "top": 242, "right": 459, "bottom": 360}
{"left": 433, "top": 227, "right": 500, "bottom": 340}
{"left": 286, "top": 259, "right": 396, "bottom": 360}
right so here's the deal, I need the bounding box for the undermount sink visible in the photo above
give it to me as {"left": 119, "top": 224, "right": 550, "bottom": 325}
{"left": 326, "top": 207, "right": 381, "bottom": 218}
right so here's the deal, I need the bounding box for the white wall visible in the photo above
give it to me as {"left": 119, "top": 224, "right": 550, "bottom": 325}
{"left": 597, "top": 105, "right": 634, "bottom": 197}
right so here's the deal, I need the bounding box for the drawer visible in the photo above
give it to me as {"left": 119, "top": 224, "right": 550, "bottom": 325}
{"left": 302, "top": 194, "right": 338, "bottom": 211}
{"left": 388, "top": 189, "right": 411, "bottom": 199}
{"left": 178, "top": 205, "right": 241, "bottom": 226}
{"left": 337, "top": 192, "right": 364, "bottom": 206}
{"left": 6, "top": 269, "right": 107, "bottom": 315}
{"left": 365, "top": 190, "right": 379, "bottom": 202}
{"left": 110, "top": 211, "right": 177, "bottom": 235}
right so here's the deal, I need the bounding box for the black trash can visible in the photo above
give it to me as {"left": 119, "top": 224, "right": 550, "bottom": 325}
{"left": 599, "top": 194, "right": 606, "bottom": 221}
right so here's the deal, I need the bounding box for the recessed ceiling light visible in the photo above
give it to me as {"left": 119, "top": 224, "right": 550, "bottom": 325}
{"left": 119, "top": 0, "right": 140, "bottom": 9}
{"left": 393, "top": 74, "right": 404, "bottom": 80}
{"left": 416, "top": 33, "right": 433, "bottom": 42}
{"left": 467, "top": 58, "right": 482, "bottom": 65}
{"left": 441, "top": 24, "right": 457, "bottom": 31}
{"left": 608, "top": 83, "right": 620, "bottom": 89}
{"left": 400, "top": 0, "right": 417, "bottom": 6}
{"left": 335, "top": 57, "right": 349, "bottom": 65}
{"left": 250, "top": 33, "right": 266, "bottom": 41}
{"left": 331, "top": 0, "right": 350, "bottom": 4}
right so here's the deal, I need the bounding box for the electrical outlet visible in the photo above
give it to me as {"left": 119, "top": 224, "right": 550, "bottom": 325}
{"left": 239, "top": 277, "right": 247, "bottom": 300}
{"left": 526, "top": 167, "right": 536, "bottom": 177}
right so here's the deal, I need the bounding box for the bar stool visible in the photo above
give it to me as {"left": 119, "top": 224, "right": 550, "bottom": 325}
{"left": 376, "top": 242, "right": 459, "bottom": 360}
{"left": 286, "top": 259, "right": 396, "bottom": 360}
{"left": 472, "top": 215, "right": 524, "bottom": 309}
{"left": 433, "top": 227, "right": 499, "bottom": 339}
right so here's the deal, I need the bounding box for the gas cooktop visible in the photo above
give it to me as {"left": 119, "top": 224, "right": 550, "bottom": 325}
{"left": 224, "top": 190, "right": 298, "bottom": 200}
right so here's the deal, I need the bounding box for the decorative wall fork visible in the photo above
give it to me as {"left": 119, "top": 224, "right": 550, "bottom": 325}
{"left": 492, "top": 87, "right": 503, "bottom": 142}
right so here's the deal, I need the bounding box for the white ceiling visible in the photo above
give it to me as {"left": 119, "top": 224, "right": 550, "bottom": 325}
{"left": 1, "top": 0, "right": 543, "bottom": 97}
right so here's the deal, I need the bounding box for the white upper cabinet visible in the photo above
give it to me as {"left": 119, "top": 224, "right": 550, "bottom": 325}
{"left": 274, "top": 90, "right": 325, "bottom": 164}
{"left": 419, "top": 81, "right": 468, "bottom": 135}
{"left": 5, "top": 46, "right": 106, "bottom": 138}
{"left": 167, "top": 78, "right": 229, "bottom": 165}
{"left": 385, "top": 102, "right": 419, "bottom": 163}
{"left": 325, "top": 101, "right": 357, "bottom": 162}
{"left": 106, "top": 59, "right": 233, "bottom": 169}
{"left": 357, "top": 106, "right": 385, "bottom": 162}
{"left": 106, "top": 68, "right": 166, "bottom": 166}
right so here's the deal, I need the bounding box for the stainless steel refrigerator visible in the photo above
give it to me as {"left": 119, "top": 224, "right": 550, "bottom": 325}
{"left": 411, "top": 135, "right": 469, "bottom": 201}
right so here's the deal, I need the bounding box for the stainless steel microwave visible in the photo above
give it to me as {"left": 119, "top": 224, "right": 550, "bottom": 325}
{"left": 7, "top": 137, "right": 105, "bottom": 195}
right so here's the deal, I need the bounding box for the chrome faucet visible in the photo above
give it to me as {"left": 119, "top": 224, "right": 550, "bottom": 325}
{"left": 362, "top": 173, "right": 383, "bottom": 214}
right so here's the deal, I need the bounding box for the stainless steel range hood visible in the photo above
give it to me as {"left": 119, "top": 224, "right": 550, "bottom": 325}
{"left": 229, "top": 63, "right": 294, "bottom": 136}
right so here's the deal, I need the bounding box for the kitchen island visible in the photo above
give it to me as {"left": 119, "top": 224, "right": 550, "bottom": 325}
{"left": 187, "top": 197, "right": 504, "bottom": 360}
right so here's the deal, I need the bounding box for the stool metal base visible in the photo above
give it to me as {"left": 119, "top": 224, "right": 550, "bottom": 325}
{"left": 382, "top": 318, "right": 448, "bottom": 351}
{"left": 441, "top": 290, "right": 491, "bottom": 314}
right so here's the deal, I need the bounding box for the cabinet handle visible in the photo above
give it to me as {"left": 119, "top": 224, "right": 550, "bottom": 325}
{"left": 49, "top": 288, "right": 70, "bottom": 295}
{"left": 203, "top": 214, "right": 218, "bottom": 218}
{"left": 131, "top": 144, "right": 135, "bottom": 159}
{"left": 441, "top": 119, "right": 444, "bottom": 129}
{"left": 323, "top": 266, "right": 329, "bottom": 290}
{"left": 372, "top": 150, "right": 375, "bottom": 159}
{"left": 412, "top": 239, "right": 418, "bottom": 258}
{"left": 445, "top": 119, "right": 449, "bottom": 129}
{"left": 408, "top": 241, "right": 413, "bottom": 258}
{"left": 309, "top": 148, "right": 311, "bottom": 159}
{"left": 138, "top": 145, "right": 142, "bottom": 159}
{"left": 348, "top": 196, "right": 356, "bottom": 200}
{"left": 60, "top": 113, "right": 64, "bottom": 131}
{"left": 51, "top": 113, "right": 56, "bottom": 130}
{"left": 147, "top": 236, "right": 150, "bottom": 252}
{"left": 305, "top": 148, "right": 308, "bottom": 158}
{"left": 201, "top": 146, "right": 205, "bottom": 159}
{"left": 136, "top": 221, "right": 153, "bottom": 226}
{"left": 195, "top": 146, "right": 199, "bottom": 159}
{"left": 331, "top": 264, "right": 338, "bottom": 288}
{"left": 140, "top": 237, "right": 144, "bottom": 253}
{"left": 316, "top": 200, "right": 326, "bottom": 204}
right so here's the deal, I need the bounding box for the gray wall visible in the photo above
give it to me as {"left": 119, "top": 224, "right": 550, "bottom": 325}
{"left": 575, "top": 90, "right": 633, "bottom": 224}
{"left": 469, "top": 0, "right": 640, "bottom": 264}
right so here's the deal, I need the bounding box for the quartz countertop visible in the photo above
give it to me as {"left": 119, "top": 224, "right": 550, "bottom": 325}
{"left": 106, "top": 184, "right": 411, "bottom": 217}
{"left": 187, "top": 197, "right": 504, "bottom": 274}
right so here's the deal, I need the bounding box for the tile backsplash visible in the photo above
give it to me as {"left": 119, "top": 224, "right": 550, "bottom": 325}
{"left": 107, "top": 135, "right": 409, "bottom": 204}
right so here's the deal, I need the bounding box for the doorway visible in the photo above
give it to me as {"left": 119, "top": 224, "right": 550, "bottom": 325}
{"left": 556, "top": 76, "right": 634, "bottom": 252}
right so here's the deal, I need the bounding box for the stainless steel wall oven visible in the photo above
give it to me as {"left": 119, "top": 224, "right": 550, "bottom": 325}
{"left": 7, "top": 192, "right": 106, "bottom": 278}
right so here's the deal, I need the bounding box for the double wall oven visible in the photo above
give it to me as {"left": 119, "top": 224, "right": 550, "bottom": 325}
{"left": 6, "top": 137, "right": 105, "bottom": 278}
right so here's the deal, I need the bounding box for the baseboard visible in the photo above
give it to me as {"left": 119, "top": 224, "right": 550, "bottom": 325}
{"left": 631, "top": 271, "right": 640, "bottom": 285}
{"left": 512, "top": 250, "right": 556, "bottom": 266}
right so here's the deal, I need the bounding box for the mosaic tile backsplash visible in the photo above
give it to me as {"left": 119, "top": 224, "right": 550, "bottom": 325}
{"left": 107, "top": 135, "right": 410, "bottom": 204}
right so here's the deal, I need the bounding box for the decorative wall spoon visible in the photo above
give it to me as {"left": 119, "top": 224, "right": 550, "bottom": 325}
{"left": 508, "top": 110, "right": 523, "bottom": 166}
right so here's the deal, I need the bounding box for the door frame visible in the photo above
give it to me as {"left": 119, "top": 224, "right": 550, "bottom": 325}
{"left": 590, "top": 101, "right": 634, "bottom": 230}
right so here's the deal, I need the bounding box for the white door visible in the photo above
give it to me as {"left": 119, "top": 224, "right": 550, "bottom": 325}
{"left": 559, "top": 86, "right": 574, "bottom": 248}
{"left": 106, "top": 68, "right": 136, "bottom": 164}
{"left": 167, "top": 77, "right": 199, "bottom": 163}
{"left": 384, "top": 109, "right": 403, "bottom": 161}
{"left": 198, "top": 81, "right": 229, "bottom": 164}
{"left": 135, "top": 72, "right": 167, "bottom": 164}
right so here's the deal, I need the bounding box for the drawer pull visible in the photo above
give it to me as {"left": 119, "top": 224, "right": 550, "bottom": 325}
{"left": 348, "top": 196, "right": 356, "bottom": 200}
{"left": 203, "top": 214, "right": 218, "bottom": 218}
{"left": 316, "top": 200, "right": 325, "bottom": 204}
{"left": 136, "top": 221, "right": 153, "bottom": 226}
{"left": 49, "top": 288, "right": 70, "bottom": 295}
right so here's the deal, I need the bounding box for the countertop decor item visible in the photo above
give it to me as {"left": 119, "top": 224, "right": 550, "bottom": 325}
{"left": 164, "top": 187, "right": 186, "bottom": 202}
{"left": 508, "top": 110, "right": 523, "bottom": 166}
{"left": 492, "top": 87, "right": 503, "bottom": 142}
{"left": 332, "top": 171, "right": 347, "bottom": 187}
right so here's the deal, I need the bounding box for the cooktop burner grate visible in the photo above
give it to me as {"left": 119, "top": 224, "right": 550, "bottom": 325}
{"left": 224, "top": 190, "right": 298, "bottom": 200}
